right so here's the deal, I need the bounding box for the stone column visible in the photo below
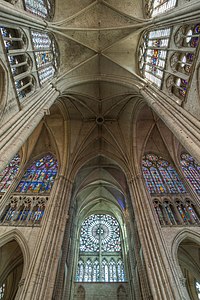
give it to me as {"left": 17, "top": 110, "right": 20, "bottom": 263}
{"left": 64, "top": 214, "right": 78, "bottom": 300}
{"left": 127, "top": 212, "right": 152, "bottom": 300}
{"left": 140, "top": 86, "right": 200, "bottom": 164}
{"left": 0, "top": 84, "right": 60, "bottom": 172}
{"left": 53, "top": 205, "right": 75, "bottom": 300}
{"left": 18, "top": 175, "right": 73, "bottom": 300}
{"left": 127, "top": 173, "right": 187, "bottom": 300}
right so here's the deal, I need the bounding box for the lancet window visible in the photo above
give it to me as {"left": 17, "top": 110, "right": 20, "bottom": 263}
{"left": 15, "top": 154, "right": 58, "bottom": 194}
{"left": 142, "top": 153, "right": 186, "bottom": 194}
{"left": 31, "top": 31, "right": 58, "bottom": 85}
{"left": 139, "top": 28, "right": 171, "bottom": 88}
{"left": 24, "top": 0, "right": 54, "bottom": 20}
{"left": 180, "top": 153, "right": 200, "bottom": 194}
{"left": 153, "top": 198, "right": 200, "bottom": 226}
{"left": 76, "top": 214, "right": 126, "bottom": 282}
{"left": 145, "top": 0, "right": 177, "bottom": 17}
{"left": 0, "top": 26, "right": 35, "bottom": 100}
{"left": 0, "top": 154, "right": 20, "bottom": 193}
{"left": 0, "top": 195, "right": 48, "bottom": 225}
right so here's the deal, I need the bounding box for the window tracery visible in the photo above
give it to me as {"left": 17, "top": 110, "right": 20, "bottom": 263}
{"left": 31, "top": 31, "right": 58, "bottom": 85}
{"left": 0, "top": 195, "right": 48, "bottom": 225}
{"left": 153, "top": 198, "right": 200, "bottom": 226}
{"left": 142, "top": 153, "right": 186, "bottom": 194}
{"left": 139, "top": 28, "right": 171, "bottom": 88}
{"left": 76, "top": 214, "right": 126, "bottom": 282}
{"left": 0, "top": 154, "right": 20, "bottom": 193}
{"left": 166, "top": 24, "right": 200, "bottom": 101}
{"left": 15, "top": 154, "right": 58, "bottom": 194}
{"left": 0, "top": 26, "right": 35, "bottom": 100}
{"left": 175, "top": 24, "right": 200, "bottom": 48}
{"left": 145, "top": 0, "right": 177, "bottom": 17}
{"left": 180, "top": 153, "right": 200, "bottom": 194}
{"left": 24, "top": 0, "right": 54, "bottom": 20}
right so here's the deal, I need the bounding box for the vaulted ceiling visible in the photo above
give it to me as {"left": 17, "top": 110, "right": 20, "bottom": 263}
{"left": 45, "top": 0, "right": 159, "bottom": 214}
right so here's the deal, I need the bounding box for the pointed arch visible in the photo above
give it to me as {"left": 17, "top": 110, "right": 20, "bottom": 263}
{"left": 0, "top": 229, "right": 30, "bottom": 278}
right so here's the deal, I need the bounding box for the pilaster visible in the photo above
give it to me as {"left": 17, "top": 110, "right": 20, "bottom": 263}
{"left": 18, "top": 175, "right": 73, "bottom": 300}
{"left": 127, "top": 172, "right": 186, "bottom": 300}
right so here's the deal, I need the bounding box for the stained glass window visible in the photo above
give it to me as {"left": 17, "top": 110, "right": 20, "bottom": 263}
{"left": 15, "top": 154, "right": 58, "bottom": 194}
{"left": 175, "top": 24, "right": 200, "bottom": 49}
{"left": 80, "top": 214, "right": 121, "bottom": 253}
{"left": 76, "top": 214, "right": 126, "bottom": 282}
{"left": 196, "top": 281, "right": 200, "bottom": 299}
{"left": 180, "top": 153, "right": 200, "bottom": 194}
{"left": 145, "top": 0, "right": 177, "bottom": 17}
{"left": 24, "top": 0, "right": 54, "bottom": 20}
{"left": 0, "top": 154, "right": 20, "bottom": 193}
{"left": 139, "top": 28, "right": 171, "bottom": 88}
{"left": 31, "top": 31, "right": 57, "bottom": 85}
{"left": 142, "top": 153, "right": 186, "bottom": 194}
{"left": 0, "top": 27, "right": 35, "bottom": 100}
{"left": 0, "top": 283, "right": 5, "bottom": 300}
{"left": 170, "top": 52, "right": 194, "bottom": 75}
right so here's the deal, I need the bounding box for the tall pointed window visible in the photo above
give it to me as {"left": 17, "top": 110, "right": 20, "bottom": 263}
{"left": 142, "top": 153, "right": 186, "bottom": 194}
{"left": 76, "top": 214, "right": 126, "bottom": 282}
{"left": 145, "top": 0, "right": 177, "bottom": 17}
{"left": 0, "top": 154, "right": 20, "bottom": 193}
{"left": 139, "top": 28, "right": 171, "bottom": 88}
{"left": 31, "top": 31, "right": 58, "bottom": 85}
{"left": 15, "top": 154, "right": 58, "bottom": 193}
{"left": 180, "top": 153, "right": 200, "bottom": 194}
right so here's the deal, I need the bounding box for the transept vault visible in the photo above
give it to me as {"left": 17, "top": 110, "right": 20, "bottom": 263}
{"left": 0, "top": 0, "right": 200, "bottom": 299}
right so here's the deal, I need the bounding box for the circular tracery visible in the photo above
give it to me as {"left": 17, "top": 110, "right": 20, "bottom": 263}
{"left": 80, "top": 214, "right": 121, "bottom": 252}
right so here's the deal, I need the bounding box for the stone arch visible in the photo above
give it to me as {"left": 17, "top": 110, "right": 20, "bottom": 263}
{"left": 117, "top": 284, "right": 127, "bottom": 300}
{"left": 0, "top": 229, "right": 30, "bottom": 278}
{"left": 172, "top": 230, "right": 200, "bottom": 300}
{"left": 76, "top": 285, "right": 85, "bottom": 300}
{"left": 0, "top": 229, "right": 29, "bottom": 300}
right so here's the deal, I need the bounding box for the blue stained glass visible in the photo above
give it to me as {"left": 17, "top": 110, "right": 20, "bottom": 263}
{"left": 150, "top": 167, "right": 166, "bottom": 193}
{"left": 142, "top": 154, "right": 186, "bottom": 194}
{"left": 177, "top": 204, "right": 189, "bottom": 223}
{"left": 0, "top": 154, "right": 20, "bottom": 193}
{"left": 159, "top": 167, "right": 177, "bottom": 193}
{"left": 142, "top": 167, "right": 156, "bottom": 193}
{"left": 16, "top": 154, "right": 58, "bottom": 194}
{"left": 180, "top": 153, "right": 200, "bottom": 194}
{"left": 31, "top": 31, "right": 57, "bottom": 85}
{"left": 24, "top": 0, "right": 53, "bottom": 20}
